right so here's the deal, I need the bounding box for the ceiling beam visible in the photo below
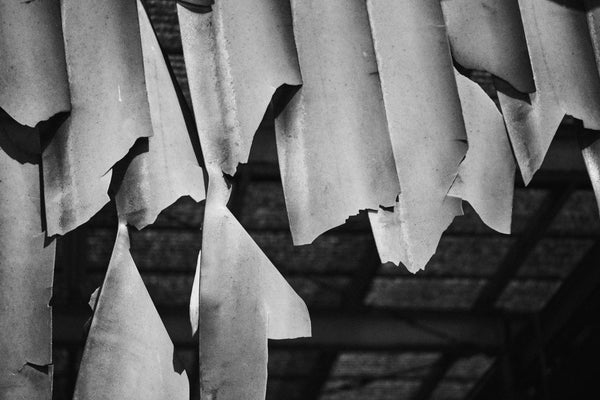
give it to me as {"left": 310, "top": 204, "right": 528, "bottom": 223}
{"left": 53, "top": 308, "right": 510, "bottom": 352}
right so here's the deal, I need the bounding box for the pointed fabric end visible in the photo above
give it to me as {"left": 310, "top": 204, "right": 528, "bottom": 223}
{"left": 495, "top": 81, "right": 563, "bottom": 187}
{"left": 74, "top": 225, "right": 189, "bottom": 400}
{"left": 200, "top": 203, "right": 310, "bottom": 400}
{"left": 451, "top": 71, "right": 515, "bottom": 235}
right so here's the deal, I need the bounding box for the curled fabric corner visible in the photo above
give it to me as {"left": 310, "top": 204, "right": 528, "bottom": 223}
{"left": 440, "top": 0, "right": 534, "bottom": 93}
{"left": 74, "top": 224, "right": 189, "bottom": 400}
{"left": 449, "top": 71, "right": 516, "bottom": 234}
{"left": 275, "top": 0, "right": 400, "bottom": 245}
{"left": 497, "top": 0, "right": 600, "bottom": 184}
{"left": 115, "top": 1, "right": 205, "bottom": 229}
{"left": 577, "top": 130, "right": 600, "bottom": 215}
{"left": 43, "top": 0, "right": 153, "bottom": 236}
{"left": 199, "top": 181, "right": 311, "bottom": 400}
{"left": 177, "top": 0, "right": 301, "bottom": 176}
{"left": 0, "top": 117, "right": 55, "bottom": 399}
{"left": 0, "top": 0, "right": 71, "bottom": 127}
{"left": 366, "top": 0, "right": 467, "bottom": 272}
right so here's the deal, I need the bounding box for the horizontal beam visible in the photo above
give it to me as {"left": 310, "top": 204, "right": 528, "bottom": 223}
{"left": 53, "top": 308, "right": 511, "bottom": 352}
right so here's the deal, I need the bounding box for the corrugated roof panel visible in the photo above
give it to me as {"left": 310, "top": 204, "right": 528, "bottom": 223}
{"left": 268, "top": 350, "right": 320, "bottom": 377}
{"left": 445, "top": 355, "right": 494, "bottom": 380}
{"left": 366, "top": 278, "right": 486, "bottom": 309}
{"left": 548, "top": 190, "right": 600, "bottom": 235}
{"left": 320, "top": 378, "right": 421, "bottom": 400}
{"left": 431, "top": 380, "right": 476, "bottom": 400}
{"left": 331, "top": 352, "right": 441, "bottom": 378}
{"left": 380, "top": 236, "right": 514, "bottom": 278}
{"left": 253, "top": 232, "right": 372, "bottom": 275}
{"left": 496, "top": 279, "right": 562, "bottom": 312}
{"left": 286, "top": 277, "right": 350, "bottom": 309}
{"left": 517, "top": 238, "right": 595, "bottom": 278}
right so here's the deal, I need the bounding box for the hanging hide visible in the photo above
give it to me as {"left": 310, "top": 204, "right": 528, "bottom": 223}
{"left": 0, "top": 0, "right": 70, "bottom": 127}
{"left": 177, "top": 0, "right": 301, "bottom": 176}
{"left": 0, "top": 115, "right": 55, "bottom": 400}
{"left": 114, "top": 0, "right": 205, "bottom": 229}
{"left": 43, "top": 0, "right": 153, "bottom": 236}
{"left": 449, "top": 71, "right": 516, "bottom": 234}
{"left": 275, "top": 0, "right": 399, "bottom": 245}
{"left": 366, "top": 0, "right": 467, "bottom": 272}
{"left": 197, "top": 179, "right": 311, "bottom": 400}
{"left": 497, "top": 0, "right": 600, "bottom": 184}
{"left": 73, "top": 224, "right": 189, "bottom": 400}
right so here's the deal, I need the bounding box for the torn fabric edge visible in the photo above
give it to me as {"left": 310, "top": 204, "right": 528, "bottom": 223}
{"left": 114, "top": 0, "right": 205, "bottom": 229}
{"left": 0, "top": 115, "right": 55, "bottom": 399}
{"left": 177, "top": 0, "right": 301, "bottom": 176}
{"left": 275, "top": 0, "right": 400, "bottom": 245}
{"left": 0, "top": 0, "right": 71, "bottom": 127}
{"left": 448, "top": 70, "right": 516, "bottom": 234}
{"left": 497, "top": 0, "right": 600, "bottom": 184}
{"left": 440, "top": 0, "right": 534, "bottom": 93}
{"left": 74, "top": 224, "right": 189, "bottom": 400}
{"left": 366, "top": 0, "right": 467, "bottom": 272}
{"left": 43, "top": 0, "right": 153, "bottom": 236}
{"left": 198, "top": 179, "right": 310, "bottom": 400}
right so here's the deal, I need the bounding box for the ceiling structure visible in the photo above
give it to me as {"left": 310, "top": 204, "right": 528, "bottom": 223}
{"left": 50, "top": 1, "right": 600, "bottom": 399}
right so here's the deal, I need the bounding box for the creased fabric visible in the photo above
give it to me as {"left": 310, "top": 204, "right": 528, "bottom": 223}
{"left": 0, "top": 115, "right": 55, "bottom": 400}
{"left": 498, "top": 0, "right": 600, "bottom": 184}
{"left": 73, "top": 224, "right": 189, "bottom": 400}
{"left": 366, "top": 0, "right": 467, "bottom": 272}
{"left": 177, "top": 0, "right": 301, "bottom": 176}
{"left": 0, "top": 0, "right": 70, "bottom": 127}
{"left": 43, "top": 0, "right": 153, "bottom": 236}
{"left": 440, "top": 0, "right": 534, "bottom": 93}
{"left": 275, "top": 0, "right": 400, "bottom": 245}
{"left": 449, "top": 71, "right": 516, "bottom": 234}
{"left": 198, "top": 180, "right": 311, "bottom": 400}
{"left": 115, "top": 1, "right": 205, "bottom": 229}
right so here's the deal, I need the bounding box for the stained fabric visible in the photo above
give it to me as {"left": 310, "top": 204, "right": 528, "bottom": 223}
{"left": 73, "top": 224, "right": 189, "bottom": 400}
{"left": 177, "top": 0, "right": 301, "bottom": 176}
{"left": 449, "top": 71, "right": 516, "bottom": 234}
{"left": 498, "top": 0, "right": 600, "bottom": 184}
{"left": 440, "top": 0, "right": 534, "bottom": 93}
{"left": 0, "top": 115, "right": 55, "bottom": 400}
{"left": 115, "top": 1, "right": 205, "bottom": 229}
{"left": 275, "top": 0, "right": 400, "bottom": 245}
{"left": 198, "top": 179, "right": 311, "bottom": 400}
{"left": 366, "top": 0, "right": 467, "bottom": 272}
{"left": 43, "top": 0, "right": 153, "bottom": 236}
{"left": 0, "top": 0, "right": 70, "bottom": 127}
